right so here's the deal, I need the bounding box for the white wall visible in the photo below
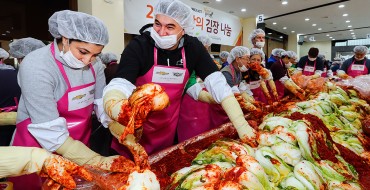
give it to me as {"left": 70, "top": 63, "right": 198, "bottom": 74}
{"left": 298, "top": 41, "right": 332, "bottom": 60}
{"left": 78, "top": 0, "right": 124, "bottom": 59}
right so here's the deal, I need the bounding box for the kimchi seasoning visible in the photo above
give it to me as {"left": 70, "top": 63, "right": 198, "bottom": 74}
{"left": 289, "top": 112, "right": 338, "bottom": 163}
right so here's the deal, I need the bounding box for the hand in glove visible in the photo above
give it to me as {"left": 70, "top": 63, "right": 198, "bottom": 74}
{"left": 0, "top": 147, "right": 92, "bottom": 190}
{"left": 283, "top": 78, "right": 306, "bottom": 100}
{"left": 337, "top": 70, "right": 352, "bottom": 79}
{"left": 198, "top": 90, "right": 217, "bottom": 104}
{"left": 221, "top": 95, "right": 258, "bottom": 147}
{"left": 0, "top": 112, "right": 16, "bottom": 126}
{"left": 56, "top": 137, "right": 137, "bottom": 173}
{"left": 310, "top": 74, "right": 320, "bottom": 79}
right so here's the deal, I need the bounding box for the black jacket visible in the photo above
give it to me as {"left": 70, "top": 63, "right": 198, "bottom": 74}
{"left": 340, "top": 56, "right": 370, "bottom": 74}
{"left": 115, "top": 24, "right": 218, "bottom": 84}
{"left": 297, "top": 55, "right": 324, "bottom": 71}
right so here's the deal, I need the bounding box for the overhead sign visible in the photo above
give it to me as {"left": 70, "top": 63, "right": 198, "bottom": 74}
{"left": 256, "top": 14, "right": 264, "bottom": 23}
{"left": 124, "top": 0, "right": 242, "bottom": 46}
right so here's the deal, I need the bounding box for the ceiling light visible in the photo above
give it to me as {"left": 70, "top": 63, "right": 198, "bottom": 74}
{"left": 216, "top": 0, "right": 222, "bottom": 1}
{"left": 281, "top": 0, "right": 288, "bottom": 5}
{"left": 312, "top": 24, "right": 317, "bottom": 26}
{"left": 349, "top": 29, "right": 353, "bottom": 31}
{"left": 348, "top": 25, "right": 352, "bottom": 27}
{"left": 318, "top": 28, "right": 322, "bottom": 30}
{"left": 280, "top": 36, "right": 283, "bottom": 38}
{"left": 273, "top": 22, "right": 277, "bottom": 25}
{"left": 343, "top": 13, "right": 348, "bottom": 16}
{"left": 326, "top": 34, "right": 330, "bottom": 36}
{"left": 332, "top": 39, "right": 335, "bottom": 40}
{"left": 283, "top": 27, "right": 287, "bottom": 29}
{"left": 329, "top": 37, "right": 333, "bottom": 38}
{"left": 241, "top": 8, "right": 246, "bottom": 12}
{"left": 346, "top": 20, "right": 350, "bottom": 23}
{"left": 338, "top": 4, "right": 345, "bottom": 8}
{"left": 352, "top": 35, "right": 356, "bottom": 37}
{"left": 268, "top": 33, "right": 272, "bottom": 35}
{"left": 291, "top": 31, "right": 295, "bottom": 33}
{"left": 305, "top": 18, "right": 310, "bottom": 21}
{"left": 351, "top": 32, "right": 355, "bottom": 34}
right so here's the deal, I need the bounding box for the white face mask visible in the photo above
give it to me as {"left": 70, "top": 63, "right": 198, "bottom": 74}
{"left": 308, "top": 57, "right": 316, "bottom": 61}
{"left": 355, "top": 56, "right": 365, "bottom": 61}
{"left": 150, "top": 28, "right": 182, "bottom": 49}
{"left": 60, "top": 41, "right": 86, "bottom": 69}
{"left": 285, "top": 62, "right": 292, "bottom": 68}
{"left": 238, "top": 65, "right": 249, "bottom": 72}
{"left": 255, "top": 41, "right": 265, "bottom": 48}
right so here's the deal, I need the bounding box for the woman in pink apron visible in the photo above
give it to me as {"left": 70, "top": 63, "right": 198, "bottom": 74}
{"left": 270, "top": 51, "right": 304, "bottom": 100}
{"left": 9, "top": 10, "right": 122, "bottom": 190}
{"left": 337, "top": 46, "right": 370, "bottom": 78}
{"left": 104, "top": 0, "right": 257, "bottom": 156}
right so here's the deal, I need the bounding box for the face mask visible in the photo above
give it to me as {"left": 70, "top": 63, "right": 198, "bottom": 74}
{"left": 60, "top": 41, "right": 86, "bottom": 69}
{"left": 151, "top": 28, "right": 181, "bottom": 49}
{"left": 255, "top": 41, "right": 265, "bottom": 48}
{"left": 285, "top": 62, "right": 292, "bottom": 68}
{"left": 308, "top": 57, "right": 316, "bottom": 61}
{"left": 355, "top": 56, "right": 365, "bottom": 61}
{"left": 238, "top": 65, "right": 249, "bottom": 72}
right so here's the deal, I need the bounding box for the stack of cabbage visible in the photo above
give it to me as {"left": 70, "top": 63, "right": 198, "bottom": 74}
{"left": 166, "top": 83, "right": 369, "bottom": 190}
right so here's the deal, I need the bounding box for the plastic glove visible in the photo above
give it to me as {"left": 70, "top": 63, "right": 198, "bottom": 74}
{"left": 283, "top": 78, "right": 305, "bottom": 100}
{"left": 198, "top": 90, "right": 217, "bottom": 104}
{"left": 337, "top": 70, "right": 352, "bottom": 79}
{"left": 310, "top": 74, "right": 320, "bottom": 79}
{"left": 221, "top": 95, "right": 257, "bottom": 147}
{"left": 0, "top": 147, "right": 92, "bottom": 189}
{"left": 56, "top": 137, "right": 137, "bottom": 173}
{"left": 241, "top": 92, "right": 255, "bottom": 103}
{"left": 0, "top": 112, "right": 16, "bottom": 126}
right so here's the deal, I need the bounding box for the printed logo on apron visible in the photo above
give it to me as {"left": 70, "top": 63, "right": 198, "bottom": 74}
{"left": 152, "top": 66, "right": 186, "bottom": 84}
{"left": 304, "top": 66, "right": 315, "bottom": 72}
{"left": 351, "top": 64, "right": 365, "bottom": 71}
{"left": 68, "top": 84, "right": 95, "bottom": 111}
{"left": 249, "top": 80, "right": 260, "bottom": 89}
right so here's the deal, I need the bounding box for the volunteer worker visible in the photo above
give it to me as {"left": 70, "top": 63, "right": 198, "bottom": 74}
{"left": 103, "top": 0, "right": 257, "bottom": 156}
{"left": 11, "top": 10, "right": 128, "bottom": 190}
{"left": 9, "top": 37, "right": 46, "bottom": 64}
{"left": 296, "top": 47, "right": 324, "bottom": 77}
{"left": 337, "top": 45, "right": 370, "bottom": 78}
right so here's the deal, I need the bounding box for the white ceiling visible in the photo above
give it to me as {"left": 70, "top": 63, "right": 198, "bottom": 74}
{"left": 189, "top": 0, "right": 370, "bottom": 42}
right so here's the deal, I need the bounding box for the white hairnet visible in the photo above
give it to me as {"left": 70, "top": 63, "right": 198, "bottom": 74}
{"left": 281, "top": 51, "right": 298, "bottom": 60}
{"left": 48, "top": 10, "right": 109, "bottom": 45}
{"left": 227, "top": 46, "right": 250, "bottom": 63}
{"left": 197, "top": 35, "right": 212, "bottom": 47}
{"left": 100, "top": 52, "right": 118, "bottom": 64}
{"left": 353, "top": 45, "right": 368, "bottom": 54}
{"left": 219, "top": 51, "right": 229, "bottom": 59}
{"left": 250, "top": 48, "right": 265, "bottom": 61}
{"left": 9, "top": 37, "right": 45, "bottom": 58}
{"left": 0, "top": 48, "right": 9, "bottom": 59}
{"left": 271, "top": 48, "right": 285, "bottom": 57}
{"left": 154, "top": 0, "right": 194, "bottom": 31}
{"left": 248, "top": 28, "right": 265, "bottom": 44}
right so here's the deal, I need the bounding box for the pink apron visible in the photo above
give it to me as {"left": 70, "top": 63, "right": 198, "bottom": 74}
{"left": 274, "top": 59, "right": 288, "bottom": 99}
{"left": 347, "top": 59, "right": 368, "bottom": 78}
{"left": 111, "top": 47, "right": 190, "bottom": 155}
{"left": 209, "top": 65, "right": 241, "bottom": 128}
{"left": 321, "top": 67, "right": 327, "bottom": 77}
{"left": 302, "top": 59, "right": 316, "bottom": 76}
{"left": 177, "top": 92, "right": 212, "bottom": 143}
{"left": 10, "top": 43, "right": 95, "bottom": 190}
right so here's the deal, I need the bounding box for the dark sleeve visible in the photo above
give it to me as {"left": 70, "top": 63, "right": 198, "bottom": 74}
{"left": 367, "top": 59, "right": 370, "bottom": 74}
{"left": 221, "top": 71, "right": 234, "bottom": 87}
{"left": 189, "top": 38, "right": 219, "bottom": 80}
{"left": 115, "top": 37, "right": 150, "bottom": 84}
{"left": 270, "top": 62, "right": 286, "bottom": 81}
{"left": 340, "top": 58, "right": 353, "bottom": 73}
{"left": 315, "top": 57, "right": 324, "bottom": 71}
{"left": 297, "top": 56, "right": 306, "bottom": 69}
